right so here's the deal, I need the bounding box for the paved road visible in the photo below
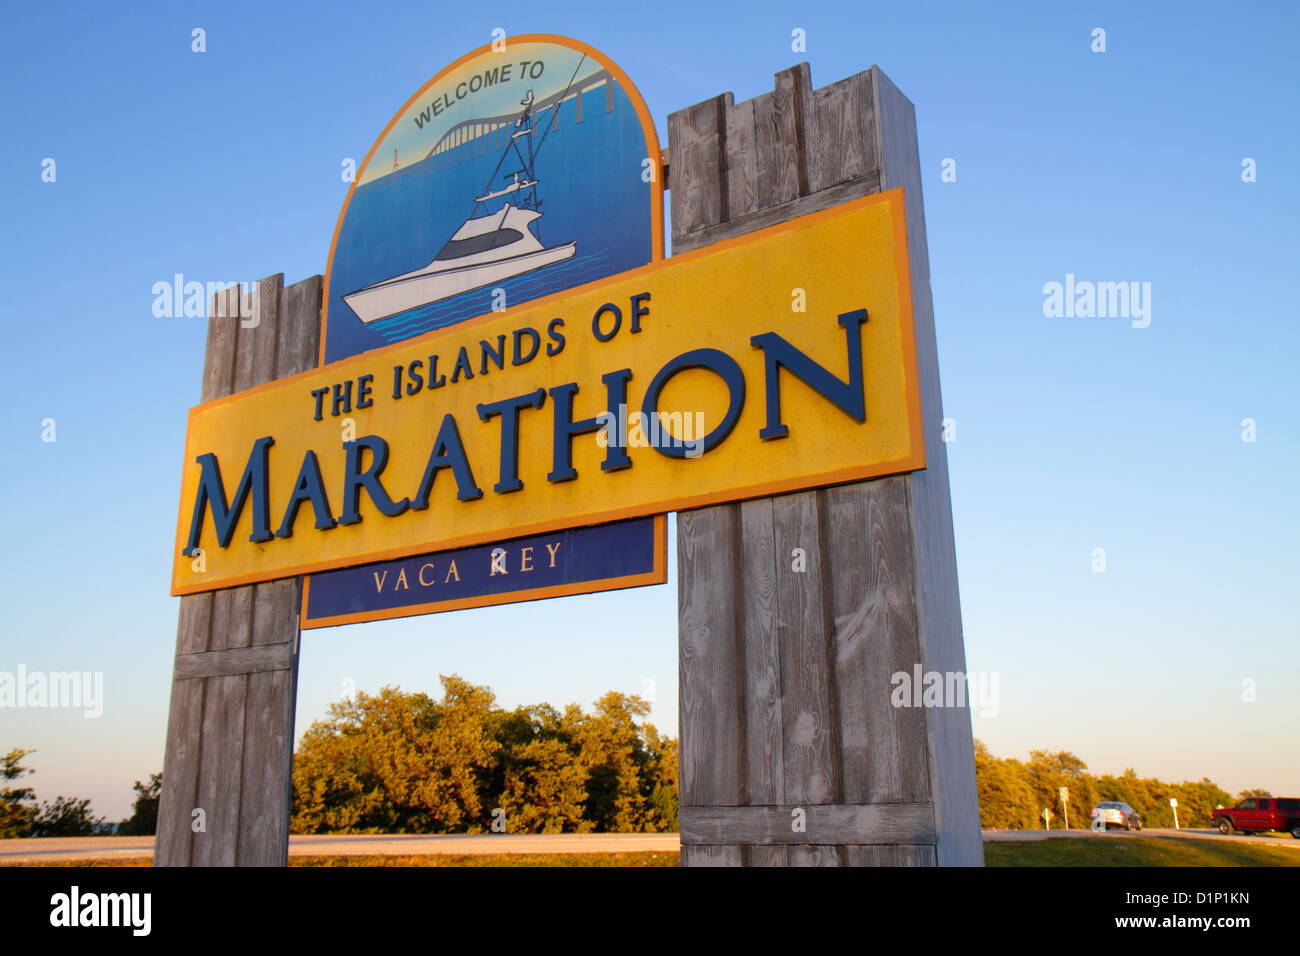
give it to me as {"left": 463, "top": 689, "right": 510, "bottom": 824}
{"left": 4, "top": 827, "right": 1295, "bottom": 863}
{"left": 983, "top": 827, "right": 1300, "bottom": 848}
{"left": 0, "top": 832, "right": 680, "bottom": 864}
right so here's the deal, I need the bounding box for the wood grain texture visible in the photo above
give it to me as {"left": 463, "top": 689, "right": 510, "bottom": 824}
{"left": 669, "top": 175, "right": 879, "bottom": 255}
{"left": 679, "top": 803, "right": 936, "bottom": 846}
{"left": 234, "top": 274, "right": 281, "bottom": 395}
{"left": 681, "top": 845, "right": 743, "bottom": 867}
{"left": 152, "top": 675, "right": 204, "bottom": 866}
{"left": 773, "top": 491, "right": 837, "bottom": 805}
{"left": 677, "top": 506, "right": 743, "bottom": 807}
{"left": 739, "top": 498, "right": 782, "bottom": 805}
{"left": 844, "top": 844, "right": 936, "bottom": 866}
{"left": 199, "top": 286, "right": 238, "bottom": 403}
{"left": 191, "top": 673, "right": 247, "bottom": 866}
{"left": 788, "top": 845, "right": 842, "bottom": 867}
{"left": 755, "top": 64, "right": 807, "bottom": 207}
{"left": 667, "top": 95, "right": 728, "bottom": 240}
{"left": 674, "top": 64, "right": 977, "bottom": 866}
{"left": 825, "top": 480, "right": 930, "bottom": 805}
{"left": 723, "top": 96, "right": 758, "bottom": 219}
{"left": 157, "top": 274, "right": 320, "bottom": 866}
{"left": 237, "top": 667, "right": 295, "bottom": 865}
{"left": 872, "top": 66, "right": 983, "bottom": 866}
{"left": 173, "top": 642, "right": 295, "bottom": 680}
{"left": 805, "top": 69, "right": 875, "bottom": 193}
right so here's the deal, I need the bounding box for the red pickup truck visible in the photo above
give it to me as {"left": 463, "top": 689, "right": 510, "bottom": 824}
{"left": 1212, "top": 797, "right": 1300, "bottom": 837}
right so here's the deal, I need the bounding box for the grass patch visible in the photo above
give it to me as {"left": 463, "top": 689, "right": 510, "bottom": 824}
{"left": 984, "top": 836, "right": 1300, "bottom": 867}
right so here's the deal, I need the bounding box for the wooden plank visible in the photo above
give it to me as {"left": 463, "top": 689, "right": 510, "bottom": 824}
{"left": 772, "top": 490, "right": 837, "bottom": 805}
{"left": 679, "top": 803, "right": 935, "bottom": 846}
{"left": 747, "top": 846, "right": 788, "bottom": 866}
{"left": 237, "top": 668, "right": 295, "bottom": 865}
{"left": 681, "top": 845, "right": 743, "bottom": 867}
{"left": 190, "top": 674, "right": 247, "bottom": 866}
{"left": 723, "top": 96, "right": 757, "bottom": 219}
{"left": 754, "top": 64, "right": 807, "bottom": 207}
{"left": 806, "top": 70, "right": 875, "bottom": 193}
{"left": 153, "top": 675, "right": 204, "bottom": 866}
{"left": 788, "top": 845, "right": 841, "bottom": 867}
{"left": 844, "top": 844, "right": 937, "bottom": 867}
{"left": 667, "top": 95, "right": 728, "bottom": 241}
{"left": 174, "top": 642, "right": 295, "bottom": 681}
{"left": 158, "top": 281, "right": 246, "bottom": 866}
{"left": 175, "top": 591, "right": 212, "bottom": 657}
{"left": 669, "top": 175, "right": 879, "bottom": 254}
{"left": 199, "top": 286, "right": 238, "bottom": 403}
{"left": 825, "top": 480, "right": 930, "bottom": 804}
{"left": 208, "top": 585, "right": 253, "bottom": 652}
{"left": 234, "top": 274, "right": 282, "bottom": 392}
{"left": 279, "top": 275, "right": 322, "bottom": 375}
{"left": 739, "top": 498, "right": 782, "bottom": 805}
{"left": 873, "top": 66, "right": 983, "bottom": 866}
{"left": 677, "top": 506, "right": 743, "bottom": 807}
{"left": 251, "top": 577, "right": 300, "bottom": 646}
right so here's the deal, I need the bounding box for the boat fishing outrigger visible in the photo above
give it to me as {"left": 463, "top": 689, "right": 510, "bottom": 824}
{"left": 344, "top": 88, "right": 578, "bottom": 325}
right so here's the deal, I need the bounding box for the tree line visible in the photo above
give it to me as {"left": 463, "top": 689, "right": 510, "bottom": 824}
{"left": 291, "top": 676, "right": 678, "bottom": 834}
{"left": 0, "top": 748, "right": 158, "bottom": 837}
{"left": 973, "top": 739, "right": 1256, "bottom": 829}
{"left": 3, "top": 691, "right": 1279, "bottom": 838}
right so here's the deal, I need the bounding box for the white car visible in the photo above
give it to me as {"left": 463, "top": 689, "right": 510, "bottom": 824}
{"left": 1091, "top": 801, "right": 1142, "bottom": 830}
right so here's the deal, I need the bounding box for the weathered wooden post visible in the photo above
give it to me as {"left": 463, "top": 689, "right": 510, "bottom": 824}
{"left": 673, "top": 64, "right": 983, "bottom": 866}
{"left": 155, "top": 276, "right": 320, "bottom": 866}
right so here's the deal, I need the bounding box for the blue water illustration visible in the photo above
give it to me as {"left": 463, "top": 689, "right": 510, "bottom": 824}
{"left": 326, "top": 82, "right": 654, "bottom": 363}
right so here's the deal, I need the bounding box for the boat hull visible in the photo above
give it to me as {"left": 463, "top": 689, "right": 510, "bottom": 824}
{"left": 344, "top": 242, "right": 577, "bottom": 325}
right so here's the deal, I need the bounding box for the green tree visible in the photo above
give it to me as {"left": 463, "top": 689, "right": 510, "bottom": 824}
{"left": 643, "top": 724, "right": 679, "bottom": 832}
{"left": 1237, "top": 788, "right": 1271, "bottom": 799}
{"left": 973, "top": 740, "right": 1038, "bottom": 829}
{"left": 118, "top": 773, "right": 162, "bottom": 836}
{"left": 0, "top": 748, "right": 37, "bottom": 838}
{"left": 291, "top": 680, "right": 680, "bottom": 835}
{"left": 565, "top": 692, "right": 652, "bottom": 832}
{"left": 30, "top": 796, "right": 106, "bottom": 837}
{"left": 292, "top": 677, "right": 500, "bottom": 834}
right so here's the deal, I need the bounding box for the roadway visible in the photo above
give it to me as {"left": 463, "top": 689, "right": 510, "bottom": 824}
{"left": 2, "top": 827, "right": 1295, "bottom": 864}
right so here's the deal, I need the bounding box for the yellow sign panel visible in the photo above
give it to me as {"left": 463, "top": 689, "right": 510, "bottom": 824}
{"left": 171, "top": 190, "right": 923, "bottom": 595}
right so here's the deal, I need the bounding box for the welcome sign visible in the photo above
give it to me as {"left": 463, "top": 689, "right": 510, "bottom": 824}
{"left": 171, "top": 191, "right": 923, "bottom": 595}
{"left": 322, "top": 34, "right": 663, "bottom": 361}
{"left": 306, "top": 35, "right": 667, "bottom": 621}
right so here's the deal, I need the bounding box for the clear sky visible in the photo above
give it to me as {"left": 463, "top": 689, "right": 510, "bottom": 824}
{"left": 1, "top": 1, "right": 1296, "bottom": 821}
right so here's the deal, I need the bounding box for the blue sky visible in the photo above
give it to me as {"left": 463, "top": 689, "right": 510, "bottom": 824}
{"left": 1, "top": 1, "right": 1296, "bottom": 820}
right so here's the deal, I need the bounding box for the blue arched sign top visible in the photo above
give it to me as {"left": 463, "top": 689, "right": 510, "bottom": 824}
{"left": 323, "top": 34, "right": 664, "bottom": 364}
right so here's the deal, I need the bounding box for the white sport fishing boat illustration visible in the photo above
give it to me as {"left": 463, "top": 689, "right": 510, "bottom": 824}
{"left": 344, "top": 90, "right": 577, "bottom": 325}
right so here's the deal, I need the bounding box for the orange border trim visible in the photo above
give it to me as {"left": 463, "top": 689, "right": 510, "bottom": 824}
{"left": 299, "top": 515, "right": 667, "bottom": 629}
{"left": 319, "top": 33, "right": 666, "bottom": 367}
{"left": 171, "top": 189, "right": 922, "bottom": 595}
